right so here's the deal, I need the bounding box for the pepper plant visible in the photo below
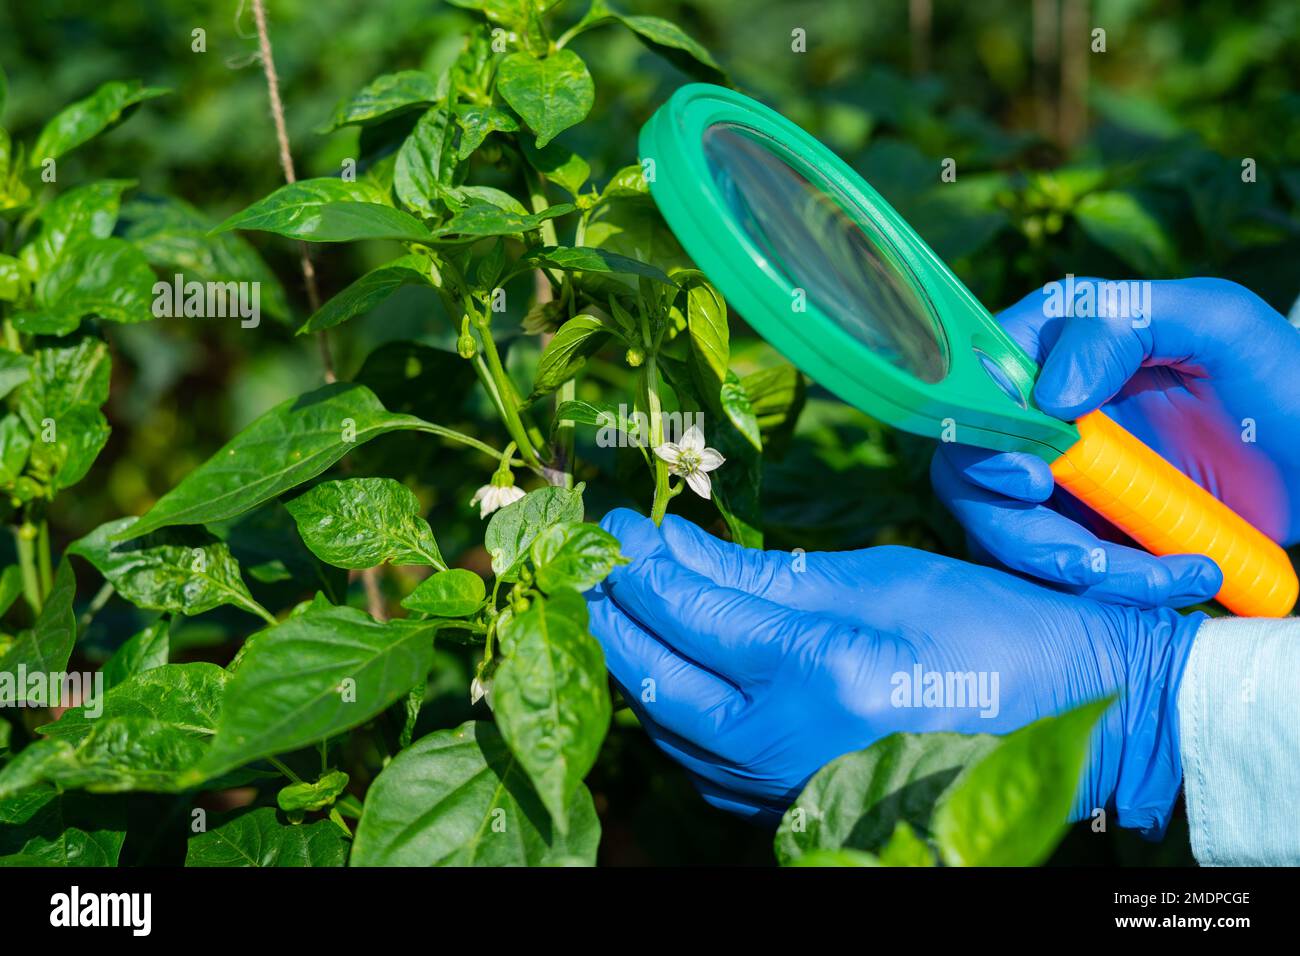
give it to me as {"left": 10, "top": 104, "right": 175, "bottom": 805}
{"left": 0, "top": 3, "right": 1117, "bottom": 868}
{"left": 0, "top": 1, "right": 794, "bottom": 866}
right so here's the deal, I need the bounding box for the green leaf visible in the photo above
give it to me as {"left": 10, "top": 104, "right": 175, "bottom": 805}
{"left": 551, "top": 399, "right": 620, "bottom": 431}
{"left": 25, "top": 404, "right": 110, "bottom": 490}
{"left": 188, "top": 606, "right": 440, "bottom": 782}
{"left": 186, "top": 806, "right": 348, "bottom": 867}
{"left": 120, "top": 195, "right": 291, "bottom": 322}
{"left": 0, "top": 565, "right": 22, "bottom": 617}
{"left": 31, "top": 79, "right": 168, "bottom": 164}
{"left": 932, "top": 699, "right": 1112, "bottom": 866}
{"left": 583, "top": 200, "right": 690, "bottom": 292}
{"left": 498, "top": 50, "right": 595, "bottom": 148}
{"left": 444, "top": 0, "right": 536, "bottom": 27}
{"left": 350, "top": 720, "right": 600, "bottom": 866}
{"left": 442, "top": 184, "right": 529, "bottom": 216}
{"left": 518, "top": 245, "right": 673, "bottom": 285}
{"left": 433, "top": 202, "right": 574, "bottom": 240}
{"left": 0, "top": 128, "right": 31, "bottom": 214}
{"left": 20, "top": 179, "right": 134, "bottom": 275}
{"left": 494, "top": 589, "right": 610, "bottom": 831}
{"left": 520, "top": 138, "right": 590, "bottom": 198}
{"left": 787, "top": 848, "right": 881, "bottom": 867}
{"left": 598, "top": 164, "right": 651, "bottom": 201}
{"left": 1074, "top": 191, "right": 1178, "bottom": 276}
{"left": 297, "top": 254, "right": 433, "bottom": 334}
{"left": 100, "top": 619, "right": 170, "bottom": 689}
{"left": 454, "top": 104, "right": 519, "bottom": 160}
{"left": 529, "top": 521, "right": 626, "bottom": 593}
{"left": 213, "top": 178, "right": 431, "bottom": 244}
{"left": 119, "top": 382, "right": 433, "bottom": 540}
{"left": 277, "top": 770, "right": 349, "bottom": 813}
{"left": 265, "top": 201, "right": 432, "bottom": 244}
{"left": 530, "top": 313, "right": 611, "bottom": 398}
{"left": 69, "top": 517, "right": 268, "bottom": 622}
{"left": 682, "top": 273, "right": 728, "bottom": 391}
{"left": 0, "top": 663, "right": 228, "bottom": 797}
{"left": 0, "top": 790, "right": 127, "bottom": 866}
{"left": 0, "top": 349, "right": 31, "bottom": 401}
{"left": 0, "top": 560, "right": 77, "bottom": 696}
{"left": 285, "top": 477, "right": 444, "bottom": 570}
{"left": 484, "top": 485, "right": 585, "bottom": 580}
{"left": 16, "top": 237, "right": 156, "bottom": 334}
{"left": 569, "top": 1, "right": 725, "bottom": 83}
{"left": 742, "top": 364, "right": 806, "bottom": 442}
{"left": 720, "top": 372, "right": 761, "bottom": 452}
{"left": 0, "top": 255, "right": 22, "bottom": 301}
{"left": 773, "top": 729, "right": 1000, "bottom": 865}
{"left": 321, "top": 70, "right": 441, "bottom": 133}
{"left": 618, "top": 14, "right": 727, "bottom": 84}
{"left": 877, "top": 821, "right": 936, "bottom": 866}
{"left": 394, "top": 107, "right": 458, "bottom": 218}
{"left": 0, "top": 415, "right": 31, "bottom": 489}
{"left": 401, "top": 568, "right": 486, "bottom": 617}
{"left": 16, "top": 335, "right": 110, "bottom": 435}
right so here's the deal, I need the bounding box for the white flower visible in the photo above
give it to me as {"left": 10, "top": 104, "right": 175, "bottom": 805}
{"left": 470, "top": 674, "right": 494, "bottom": 708}
{"left": 470, "top": 482, "right": 525, "bottom": 519}
{"left": 654, "top": 424, "right": 725, "bottom": 499}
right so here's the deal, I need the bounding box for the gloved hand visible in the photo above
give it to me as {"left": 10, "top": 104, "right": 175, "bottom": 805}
{"left": 588, "top": 508, "right": 1204, "bottom": 834}
{"left": 932, "top": 277, "right": 1300, "bottom": 607}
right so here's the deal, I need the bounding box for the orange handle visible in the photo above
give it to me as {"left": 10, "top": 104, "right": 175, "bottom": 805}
{"left": 1050, "top": 411, "right": 1298, "bottom": 617}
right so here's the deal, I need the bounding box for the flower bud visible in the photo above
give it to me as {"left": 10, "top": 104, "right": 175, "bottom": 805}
{"left": 457, "top": 333, "right": 476, "bottom": 359}
{"left": 625, "top": 346, "right": 644, "bottom": 368}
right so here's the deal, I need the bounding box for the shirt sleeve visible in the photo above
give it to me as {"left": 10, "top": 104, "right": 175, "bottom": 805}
{"left": 1178, "top": 615, "right": 1300, "bottom": 865}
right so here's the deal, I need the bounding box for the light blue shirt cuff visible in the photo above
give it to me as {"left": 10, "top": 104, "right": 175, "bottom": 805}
{"left": 1178, "top": 615, "right": 1300, "bottom": 866}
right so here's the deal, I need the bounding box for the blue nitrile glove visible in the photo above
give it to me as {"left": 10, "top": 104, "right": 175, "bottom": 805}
{"left": 588, "top": 508, "right": 1204, "bottom": 835}
{"left": 932, "top": 277, "right": 1300, "bottom": 607}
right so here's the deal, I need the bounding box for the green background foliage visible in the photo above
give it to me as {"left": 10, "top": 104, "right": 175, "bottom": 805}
{"left": 1, "top": 0, "right": 1296, "bottom": 865}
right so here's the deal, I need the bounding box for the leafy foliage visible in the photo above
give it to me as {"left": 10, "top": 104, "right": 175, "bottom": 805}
{"left": 775, "top": 700, "right": 1111, "bottom": 867}
{"left": 1, "top": 0, "right": 1280, "bottom": 868}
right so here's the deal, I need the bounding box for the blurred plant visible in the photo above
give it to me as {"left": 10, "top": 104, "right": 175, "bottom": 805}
{"left": 0, "top": 0, "right": 806, "bottom": 867}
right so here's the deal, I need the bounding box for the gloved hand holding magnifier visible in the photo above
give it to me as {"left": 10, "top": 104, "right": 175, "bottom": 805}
{"left": 638, "top": 84, "right": 1297, "bottom": 617}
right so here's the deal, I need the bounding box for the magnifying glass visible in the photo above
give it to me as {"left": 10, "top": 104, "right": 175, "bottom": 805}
{"left": 640, "top": 83, "right": 1297, "bottom": 618}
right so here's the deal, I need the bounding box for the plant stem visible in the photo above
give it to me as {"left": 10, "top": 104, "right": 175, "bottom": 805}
{"left": 77, "top": 581, "right": 115, "bottom": 635}
{"left": 411, "top": 421, "right": 522, "bottom": 465}
{"left": 250, "top": 0, "right": 334, "bottom": 381}
{"left": 36, "top": 517, "right": 52, "bottom": 597}
{"left": 554, "top": 378, "right": 576, "bottom": 488}
{"left": 643, "top": 359, "right": 671, "bottom": 524}
{"left": 13, "top": 524, "right": 41, "bottom": 614}
{"left": 361, "top": 570, "right": 387, "bottom": 622}
{"left": 267, "top": 755, "right": 305, "bottom": 784}
{"left": 247, "top": 598, "right": 279, "bottom": 627}
{"left": 475, "top": 318, "right": 542, "bottom": 470}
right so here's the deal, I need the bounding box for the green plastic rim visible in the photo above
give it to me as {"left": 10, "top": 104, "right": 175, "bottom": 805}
{"left": 639, "top": 83, "right": 1080, "bottom": 459}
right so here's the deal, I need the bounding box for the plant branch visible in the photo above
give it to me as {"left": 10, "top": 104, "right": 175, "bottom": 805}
{"left": 643, "top": 360, "right": 670, "bottom": 524}
{"left": 13, "top": 523, "right": 41, "bottom": 614}
{"left": 251, "top": 0, "right": 390, "bottom": 618}
{"left": 250, "top": 0, "right": 333, "bottom": 382}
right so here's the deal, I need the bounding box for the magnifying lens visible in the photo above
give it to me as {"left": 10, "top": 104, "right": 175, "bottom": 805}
{"left": 639, "top": 84, "right": 1297, "bottom": 617}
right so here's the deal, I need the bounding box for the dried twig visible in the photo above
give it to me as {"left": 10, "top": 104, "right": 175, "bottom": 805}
{"left": 250, "top": 0, "right": 386, "bottom": 619}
